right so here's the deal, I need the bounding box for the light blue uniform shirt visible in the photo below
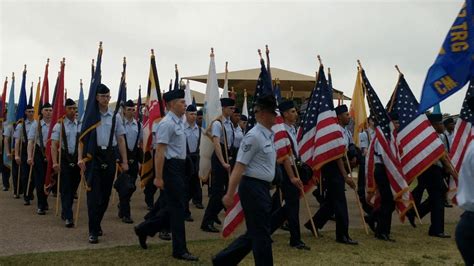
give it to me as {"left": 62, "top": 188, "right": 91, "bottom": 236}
{"left": 51, "top": 118, "right": 80, "bottom": 155}
{"left": 184, "top": 122, "right": 200, "bottom": 153}
{"left": 211, "top": 116, "right": 234, "bottom": 149}
{"left": 96, "top": 109, "right": 125, "bottom": 147}
{"left": 13, "top": 119, "right": 34, "bottom": 141}
{"left": 124, "top": 118, "right": 142, "bottom": 151}
{"left": 27, "top": 119, "right": 50, "bottom": 147}
{"left": 341, "top": 125, "right": 353, "bottom": 148}
{"left": 233, "top": 125, "right": 243, "bottom": 148}
{"left": 237, "top": 123, "right": 276, "bottom": 182}
{"left": 457, "top": 142, "right": 474, "bottom": 212}
{"left": 3, "top": 122, "right": 12, "bottom": 137}
{"left": 154, "top": 111, "right": 186, "bottom": 160}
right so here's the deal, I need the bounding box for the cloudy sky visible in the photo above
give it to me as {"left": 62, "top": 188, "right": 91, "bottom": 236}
{"left": 0, "top": 0, "right": 466, "bottom": 114}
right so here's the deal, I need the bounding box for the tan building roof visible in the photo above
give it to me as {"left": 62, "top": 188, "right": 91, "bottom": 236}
{"left": 183, "top": 67, "right": 351, "bottom": 100}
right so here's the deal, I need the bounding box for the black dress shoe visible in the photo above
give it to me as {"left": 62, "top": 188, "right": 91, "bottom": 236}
{"left": 291, "top": 242, "right": 311, "bottom": 250}
{"left": 88, "top": 235, "right": 99, "bottom": 244}
{"left": 159, "top": 231, "right": 171, "bottom": 241}
{"left": 336, "top": 236, "right": 358, "bottom": 245}
{"left": 65, "top": 219, "right": 74, "bottom": 228}
{"left": 173, "top": 252, "right": 199, "bottom": 261}
{"left": 375, "top": 233, "right": 395, "bottom": 242}
{"left": 134, "top": 226, "right": 147, "bottom": 249}
{"left": 429, "top": 232, "right": 451, "bottom": 238}
{"left": 37, "top": 208, "right": 46, "bottom": 215}
{"left": 194, "top": 203, "right": 204, "bottom": 209}
{"left": 122, "top": 216, "right": 134, "bottom": 224}
{"left": 214, "top": 217, "right": 222, "bottom": 225}
{"left": 13, "top": 194, "right": 20, "bottom": 199}
{"left": 24, "top": 200, "right": 31, "bottom": 206}
{"left": 201, "top": 224, "right": 219, "bottom": 233}
{"left": 185, "top": 215, "right": 194, "bottom": 222}
{"left": 2, "top": 187, "right": 8, "bottom": 191}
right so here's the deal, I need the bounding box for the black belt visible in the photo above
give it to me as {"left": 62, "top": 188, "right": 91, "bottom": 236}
{"left": 243, "top": 175, "right": 271, "bottom": 189}
{"left": 165, "top": 158, "right": 186, "bottom": 163}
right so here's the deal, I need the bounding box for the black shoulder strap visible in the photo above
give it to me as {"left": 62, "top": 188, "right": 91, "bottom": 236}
{"left": 61, "top": 121, "right": 70, "bottom": 155}
{"left": 133, "top": 121, "right": 141, "bottom": 149}
{"left": 22, "top": 121, "right": 27, "bottom": 142}
{"left": 38, "top": 121, "right": 45, "bottom": 152}
{"left": 443, "top": 133, "right": 450, "bottom": 153}
{"left": 108, "top": 113, "right": 117, "bottom": 148}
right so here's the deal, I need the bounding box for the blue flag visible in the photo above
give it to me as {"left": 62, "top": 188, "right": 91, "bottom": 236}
{"left": 274, "top": 80, "right": 282, "bottom": 104}
{"left": 79, "top": 44, "right": 103, "bottom": 188}
{"left": 246, "top": 58, "right": 273, "bottom": 132}
{"left": 78, "top": 80, "right": 85, "bottom": 121}
{"left": 16, "top": 68, "right": 28, "bottom": 123}
{"left": 114, "top": 59, "right": 127, "bottom": 115}
{"left": 4, "top": 75, "right": 16, "bottom": 168}
{"left": 419, "top": 1, "right": 474, "bottom": 112}
{"left": 28, "top": 82, "right": 33, "bottom": 106}
{"left": 192, "top": 96, "right": 196, "bottom": 107}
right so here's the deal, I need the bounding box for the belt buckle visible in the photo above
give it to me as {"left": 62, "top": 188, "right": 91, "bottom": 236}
{"left": 129, "top": 159, "right": 134, "bottom": 164}
{"left": 69, "top": 163, "right": 75, "bottom": 168}
{"left": 101, "top": 146, "right": 107, "bottom": 150}
{"left": 100, "top": 164, "right": 108, "bottom": 170}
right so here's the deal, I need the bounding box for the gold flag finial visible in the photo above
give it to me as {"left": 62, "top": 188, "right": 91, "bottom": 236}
{"left": 395, "top": 65, "right": 402, "bottom": 75}
{"left": 258, "top": 49, "right": 262, "bottom": 59}
{"left": 210, "top": 48, "right": 214, "bottom": 57}
{"left": 47, "top": 58, "right": 50, "bottom": 64}
{"left": 317, "top": 55, "right": 322, "bottom": 66}
{"left": 357, "top": 60, "right": 363, "bottom": 70}
{"left": 123, "top": 57, "right": 126, "bottom": 64}
{"left": 99, "top": 41, "right": 103, "bottom": 48}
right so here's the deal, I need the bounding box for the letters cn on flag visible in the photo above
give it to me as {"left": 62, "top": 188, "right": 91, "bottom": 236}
{"left": 140, "top": 51, "right": 164, "bottom": 188}
{"left": 390, "top": 74, "right": 445, "bottom": 184}
{"left": 297, "top": 65, "right": 345, "bottom": 191}
{"left": 362, "top": 69, "right": 413, "bottom": 219}
{"left": 349, "top": 70, "right": 367, "bottom": 147}
{"left": 419, "top": 1, "right": 474, "bottom": 112}
{"left": 222, "top": 57, "right": 273, "bottom": 239}
{"left": 198, "top": 50, "right": 221, "bottom": 181}
{"left": 449, "top": 78, "right": 474, "bottom": 202}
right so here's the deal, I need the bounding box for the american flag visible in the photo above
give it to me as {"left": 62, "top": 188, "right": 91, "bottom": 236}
{"left": 223, "top": 57, "right": 274, "bottom": 239}
{"left": 362, "top": 69, "right": 413, "bottom": 218}
{"left": 297, "top": 65, "right": 345, "bottom": 190}
{"left": 388, "top": 74, "right": 445, "bottom": 184}
{"left": 449, "top": 78, "right": 474, "bottom": 202}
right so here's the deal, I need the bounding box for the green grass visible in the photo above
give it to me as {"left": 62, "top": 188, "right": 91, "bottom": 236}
{"left": 0, "top": 223, "right": 463, "bottom": 265}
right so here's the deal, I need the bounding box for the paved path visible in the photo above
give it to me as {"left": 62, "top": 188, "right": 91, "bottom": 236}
{"left": 0, "top": 177, "right": 462, "bottom": 256}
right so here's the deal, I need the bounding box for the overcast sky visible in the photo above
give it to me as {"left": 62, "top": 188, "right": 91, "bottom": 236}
{"left": 0, "top": 0, "right": 466, "bottom": 114}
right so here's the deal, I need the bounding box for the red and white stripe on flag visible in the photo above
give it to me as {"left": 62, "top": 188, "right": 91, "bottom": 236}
{"left": 273, "top": 110, "right": 292, "bottom": 163}
{"left": 397, "top": 115, "right": 446, "bottom": 184}
{"left": 222, "top": 190, "right": 244, "bottom": 238}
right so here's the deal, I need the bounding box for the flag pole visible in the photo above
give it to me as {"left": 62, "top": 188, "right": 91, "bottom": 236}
{"left": 55, "top": 119, "right": 63, "bottom": 216}
{"left": 111, "top": 162, "right": 119, "bottom": 205}
{"left": 26, "top": 77, "right": 41, "bottom": 194}
{"left": 75, "top": 171, "right": 85, "bottom": 226}
{"left": 344, "top": 153, "right": 369, "bottom": 235}
{"left": 387, "top": 65, "right": 402, "bottom": 113}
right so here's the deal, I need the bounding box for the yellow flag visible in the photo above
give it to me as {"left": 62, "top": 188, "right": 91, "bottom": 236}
{"left": 349, "top": 70, "right": 367, "bottom": 147}
{"left": 33, "top": 77, "right": 41, "bottom": 121}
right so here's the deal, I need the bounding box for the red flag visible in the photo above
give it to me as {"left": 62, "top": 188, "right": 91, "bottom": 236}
{"left": 44, "top": 60, "right": 66, "bottom": 193}
{"left": 41, "top": 59, "right": 49, "bottom": 105}
{"left": 1, "top": 77, "right": 7, "bottom": 120}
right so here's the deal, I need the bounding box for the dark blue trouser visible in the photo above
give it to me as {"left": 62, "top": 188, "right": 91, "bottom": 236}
{"left": 118, "top": 159, "right": 139, "bottom": 218}
{"left": 270, "top": 165, "right": 302, "bottom": 246}
{"left": 33, "top": 148, "right": 48, "bottom": 210}
{"left": 87, "top": 160, "right": 116, "bottom": 236}
{"left": 213, "top": 177, "right": 273, "bottom": 266}
{"left": 413, "top": 165, "right": 445, "bottom": 235}
{"left": 2, "top": 164, "right": 11, "bottom": 190}
{"left": 144, "top": 178, "right": 157, "bottom": 207}
{"left": 309, "top": 161, "right": 349, "bottom": 239}
{"left": 374, "top": 163, "right": 395, "bottom": 236}
{"left": 455, "top": 211, "right": 474, "bottom": 265}
{"left": 202, "top": 153, "right": 228, "bottom": 227}
{"left": 137, "top": 159, "right": 188, "bottom": 256}
{"left": 60, "top": 159, "right": 81, "bottom": 220}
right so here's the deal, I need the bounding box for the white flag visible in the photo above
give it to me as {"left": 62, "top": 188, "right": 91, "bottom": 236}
{"left": 242, "top": 92, "right": 248, "bottom": 117}
{"left": 199, "top": 49, "right": 221, "bottom": 180}
{"left": 184, "top": 80, "right": 193, "bottom": 106}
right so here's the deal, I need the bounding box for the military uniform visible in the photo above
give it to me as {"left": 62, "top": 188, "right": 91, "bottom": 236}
{"left": 52, "top": 100, "right": 81, "bottom": 226}
{"left": 184, "top": 105, "right": 203, "bottom": 215}
{"left": 409, "top": 113, "right": 449, "bottom": 237}
{"left": 14, "top": 116, "right": 35, "bottom": 203}
{"left": 201, "top": 98, "right": 235, "bottom": 232}
{"left": 135, "top": 89, "right": 198, "bottom": 261}
{"left": 116, "top": 100, "right": 142, "bottom": 223}
{"left": 28, "top": 116, "right": 51, "bottom": 213}
{"left": 213, "top": 95, "right": 277, "bottom": 266}
{"left": 304, "top": 105, "right": 357, "bottom": 245}
{"left": 2, "top": 121, "right": 12, "bottom": 191}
